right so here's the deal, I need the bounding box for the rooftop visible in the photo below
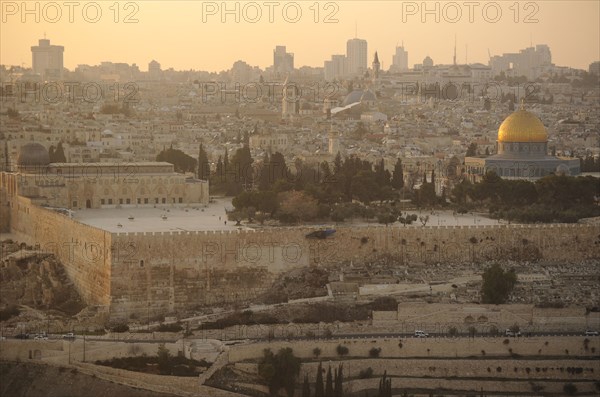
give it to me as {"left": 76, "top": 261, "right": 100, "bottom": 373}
{"left": 72, "top": 198, "right": 243, "bottom": 233}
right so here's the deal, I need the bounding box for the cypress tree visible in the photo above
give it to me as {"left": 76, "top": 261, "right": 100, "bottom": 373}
{"left": 315, "top": 362, "right": 324, "bottom": 397}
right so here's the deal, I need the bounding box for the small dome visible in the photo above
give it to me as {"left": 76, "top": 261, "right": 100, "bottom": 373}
{"left": 17, "top": 143, "right": 50, "bottom": 167}
{"left": 498, "top": 108, "right": 548, "bottom": 143}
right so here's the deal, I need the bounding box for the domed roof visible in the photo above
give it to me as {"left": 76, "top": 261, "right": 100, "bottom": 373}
{"left": 498, "top": 108, "right": 548, "bottom": 143}
{"left": 17, "top": 143, "right": 50, "bottom": 167}
{"left": 341, "top": 89, "right": 376, "bottom": 107}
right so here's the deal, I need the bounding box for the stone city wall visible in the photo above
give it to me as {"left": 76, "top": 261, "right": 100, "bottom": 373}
{"left": 109, "top": 223, "right": 599, "bottom": 319}
{"left": 373, "top": 304, "right": 600, "bottom": 332}
{"left": 5, "top": 197, "right": 112, "bottom": 306}
{"left": 3, "top": 196, "right": 600, "bottom": 320}
{"left": 226, "top": 335, "right": 600, "bottom": 362}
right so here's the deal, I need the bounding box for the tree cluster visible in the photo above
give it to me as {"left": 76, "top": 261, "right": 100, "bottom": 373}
{"left": 156, "top": 146, "right": 196, "bottom": 173}
{"left": 481, "top": 263, "right": 517, "bottom": 304}
{"left": 452, "top": 173, "right": 600, "bottom": 223}
{"left": 48, "top": 142, "right": 66, "bottom": 163}
{"left": 308, "top": 362, "right": 344, "bottom": 397}
{"left": 258, "top": 348, "right": 301, "bottom": 397}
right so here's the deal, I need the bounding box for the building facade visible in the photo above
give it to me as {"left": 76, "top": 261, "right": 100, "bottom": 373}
{"left": 31, "top": 39, "right": 64, "bottom": 80}
{"left": 1, "top": 143, "right": 209, "bottom": 211}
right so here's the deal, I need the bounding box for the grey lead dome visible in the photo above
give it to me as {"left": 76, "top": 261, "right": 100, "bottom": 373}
{"left": 17, "top": 143, "right": 50, "bottom": 167}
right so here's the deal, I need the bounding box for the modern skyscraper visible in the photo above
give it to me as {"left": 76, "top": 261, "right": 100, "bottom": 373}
{"left": 31, "top": 38, "right": 64, "bottom": 80}
{"left": 391, "top": 45, "right": 409, "bottom": 71}
{"left": 273, "top": 46, "right": 294, "bottom": 77}
{"left": 324, "top": 55, "right": 347, "bottom": 81}
{"left": 148, "top": 60, "right": 162, "bottom": 78}
{"left": 346, "top": 38, "right": 368, "bottom": 76}
{"left": 489, "top": 44, "right": 552, "bottom": 79}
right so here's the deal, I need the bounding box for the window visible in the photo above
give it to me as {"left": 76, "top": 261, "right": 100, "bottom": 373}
{"left": 137, "top": 198, "right": 141, "bottom": 204}
{"left": 155, "top": 198, "right": 158, "bottom": 203}
{"left": 172, "top": 198, "right": 175, "bottom": 203}
{"left": 179, "top": 197, "right": 183, "bottom": 203}
{"left": 162, "top": 198, "right": 166, "bottom": 204}
{"left": 72, "top": 201, "right": 77, "bottom": 207}
{"left": 126, "top": 198, "right": 131, "bottom": 204}
{"left": 144, "top": 198, "right": 148, "bottom": 204}
{"left": 101, "top": 199, "right": 105, "bottom": 205}
{"left": 119, "top": 199, "right": 123, "bottom": 204}
{"left": 108, "top": 199, "right": 113, "bottom": 204}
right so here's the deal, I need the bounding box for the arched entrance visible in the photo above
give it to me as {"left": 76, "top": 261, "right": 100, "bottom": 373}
{"left": 86, "top": 199, "right": 92, "bottom": 209}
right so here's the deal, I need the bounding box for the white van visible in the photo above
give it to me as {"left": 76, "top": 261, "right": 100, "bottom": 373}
{"left": 414, "top": 330, "right": 429, "bottom": 338}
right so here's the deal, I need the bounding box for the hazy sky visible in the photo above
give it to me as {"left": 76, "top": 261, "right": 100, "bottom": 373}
{"left": 2, "top": 1, "right": 599, "bottom": 72}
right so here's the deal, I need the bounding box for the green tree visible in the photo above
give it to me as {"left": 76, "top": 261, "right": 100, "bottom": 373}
{"left": 156, "top": 344, "right": 171, "bottom": 373}
{"left": 258, "top": 348, "right": 301, "bottom": 397}
{"left": 378, "top": 371, "right": 392, "bottom": 397}
{"left": 325, "top": 366, "right": 333, "bottom": 397}
{"left": 334, "top": 364, "right": 343, "bottom": 397}
{"left": 315, "top": 362, "right": 324, "bottom": 397}
{"left": 277, "top": 190, "right": 318, "bottom": 223}
{"left": 313, "top": 347, "right": 321, "bottom": 358}
{"left": 481, "top": 263, "right": 517, "bottom": 304}
{"left": 563, "top": 383, "right": 577, "bottom": 395}
{"left": 466, "top": 142, "right": 478, "bottom": 157}
{"left": 302, "top": 375, "right": 311, "bottom": 397}
{"left": 336, "top": 344, "right": 349, "bottom": 357}
{"left": 53, "top": 141, "right": 67, "bottom": 163}
{"left": 197, "top": 143, "right": 209, "bottom": 180}
{"left": 157, "top": 147, "right": 196, "bottom": 173}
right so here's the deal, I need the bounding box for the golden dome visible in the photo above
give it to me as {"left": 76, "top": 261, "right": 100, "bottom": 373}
{"left": 498, "top": 109, "right": 548, "bottom": 143}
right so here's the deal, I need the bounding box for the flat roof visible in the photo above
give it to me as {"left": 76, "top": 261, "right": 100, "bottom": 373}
{"left": 72, "top": 198, "right": 244, "bottom": 233}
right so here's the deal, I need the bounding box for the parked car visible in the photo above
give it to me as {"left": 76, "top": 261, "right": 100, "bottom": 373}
{"left": 62, "top": 332, "right": 75, "bottom": 339}
{"left": 505, "top": 329, "right": 522, "bottom": 337}
{"left": 414, "top": 330, "right": 429, "bottom": 338}
{"left": 15, "top": 333, "right": 29, "bottom": 339}
{"left": 34, "top": 335, "right": 48, "bottom": 341}
{"left": 585, "top": 330, "right": 599, "bottom": 336}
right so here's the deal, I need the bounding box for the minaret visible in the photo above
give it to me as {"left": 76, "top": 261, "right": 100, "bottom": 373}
{"left": 453, "top": 35, "right": 457, "bottom": 66}
{"left": 372, "top": 51, "right": 380, "bottom": 79}
{"left": 328, "top": 125, "right": 340, "bottom": 155}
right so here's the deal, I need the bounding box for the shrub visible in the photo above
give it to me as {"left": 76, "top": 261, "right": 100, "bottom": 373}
{"left": 448, "top": 327, "right": 458, "bottom": 337}
{"left": 496, "top": 367, "right": 502, "bottom": 372}
{"left": 312, "top": 347, "right": 321, "bottom": 358}
{"left": 369, "top": 347, "right": 381, "bottom": 358}
{"left": 503, "top": 339, "right": 510, "bottom": 345}
{"left": 111, "top": 323, "right": 129, "bottom": 333}
{"left": 156, "top": 323, "right": 183, "bottom": 332}
{"left": 336, "top": 344, "right": 349, "bottom": 357}
{"left": 359, "top": 367, "right": 374, "bottom": 379}
{"left": 0, "top": 305, "right": 20, "bottom": 322}
{"left": 563, "top": 383, "right": 577, "bottom": 395}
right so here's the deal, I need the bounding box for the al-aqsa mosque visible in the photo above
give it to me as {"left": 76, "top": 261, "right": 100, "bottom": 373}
{"left": 465, "top": 103, "right": 580, "bottom": 181}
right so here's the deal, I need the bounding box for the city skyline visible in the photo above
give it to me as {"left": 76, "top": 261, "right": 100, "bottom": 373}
{"left": 1, "top": 1, "right": 599, "bottom": 72}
